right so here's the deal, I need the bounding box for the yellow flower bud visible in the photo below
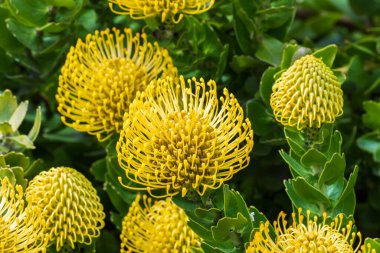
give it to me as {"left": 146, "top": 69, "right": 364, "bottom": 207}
{"left": 120, "top": 195, "right": 200, "bottom": 252}
{"left": 270, "top": 55, "right": 343, "bottom": 130}
{"left": 25, "top": 167, "right": 105, "bottom": 251}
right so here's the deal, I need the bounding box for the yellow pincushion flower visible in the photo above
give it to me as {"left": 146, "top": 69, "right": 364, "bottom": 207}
{"left": 0, "top": 177, "right": 48, "bottom": 253}
{"left": 270, "top": 55, "right": 343, "bottom": 130}
{"left": 56, "top": 27, "right": 177, "bottom": 142}
{"left": 25, "top": 167, "right": 105, "bottom": 251}
{"left": 247, "top": 210, "right": 363, "bottom": 253}
{"left": 109, "top": 0, "right": 214, "bottom": 23}
{"left": 117, "top": 76, "right": 254, "bottom": 197}
{"left": 120, "top": 195, "right": 200, "bottom": 252}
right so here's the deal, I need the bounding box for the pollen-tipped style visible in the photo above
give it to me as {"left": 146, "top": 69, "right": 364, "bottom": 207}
{"left": 270, "top": 55, "right": 343, "bottom": 130}
{"left": 0, "top": 177, "right": 48, "bottom": 253}
{"left": 117, "top": 76, "right": 254, "bottom": 198}
{"left": 247, "top": 209, "right": 363, "bottom": 253}
{"left": 120, "top": 195, "right": 200, "bottom": 252}
{"left": 109, "top": 0, "right": 214, "bottom": 23}
{"left": 56, "top": 27, "right": 177, "bottom": 142}
{"left": 25, "top": 167, "right": 105, "bottom": 251}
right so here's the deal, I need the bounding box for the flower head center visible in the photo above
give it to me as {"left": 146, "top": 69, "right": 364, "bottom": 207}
{"left": 91, "top": 58, "right": 147, "bottom": 132}
{"left": 152, "top": 110, "right": 217, "bottom": 193}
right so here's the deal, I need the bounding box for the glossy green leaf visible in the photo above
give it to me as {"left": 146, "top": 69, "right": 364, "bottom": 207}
{"left": 5, "top": 0, "right": 48, "bottom": 27}
{"left": 255, "top": 35, "right": 284, "bottom": 66}
{"left": 246, "top": 99, "right": 275, "bottom": 136}
{"left": 0, "top": 8, "right": 23, "bottom": 52}
{"left": 215, "top": 44, "right": 229, "bottom": 80}
{"left": 333, "top": 166, "right": 358, "bottom": 216}
{"left": 280, "top": 150, "right": 314, "bottom": 180}
{"left": 285, "top": 177, "right": 331, "bottom": 215}
{"left": 357, "top": 131, "right": 380, "bottom": 162}
{"left": 5, "top": 135, "right": 35, "bottom": 149}
{"left": 231, "top": 55, "right": 256, "bottom": 74}
{"left": 211, "top": 213, "right": 247, "bottom": 242}
{"left": 313, "top": 44, "right": 338, "bottom": 67}
{"left": 280, "top": 43, "right": 300, "bottom": 69}
{"left": 0, "top": 90, "right": 17, "bottom": 122}
{"left": 9, "top": 101, "right": 28, "bottom": 131}
{"left": 363, "top": 101, "right": 380, "bottom": 130}
{"left": 6, "top": 18, "right": 39, "bottom": 51}
{"left": 233, "top": 0, "right": 256, "bottom": 54}
{"left": 259, "top": 66, "right": 280, "bottom": 106}
{"left": 90, "top": 158, "right": 106, "bottom": 182}
{"left": 362, "top": 238, "right": 380, "bottom": 252}
{"left": 28, "top": 106, "right": 41, "bottom": 141}
{"left": 3, "top": 152, "right": 29, "bottom": 169}
{"left": 43, "top": 0, "right": 76, "bottom": 8}
{"left": 318, "top": 154, "right": 346, "bottom": 187}
{"left": 300, "top": 148, "right": 327, "bottom": 174}
{"left": 284, "top": 127, "right": 306, "bottom": 157}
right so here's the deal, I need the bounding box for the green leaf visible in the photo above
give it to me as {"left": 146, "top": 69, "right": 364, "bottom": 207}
{"left": 95, "top": 230, "right": 120, "bottom": 253}
{"left": 233, "top": 0, "right": 256, "bottom": 54}
{"left": 284, "top": 127, "right": 306, "bottom": 157}
{"left": 90, "top": 158, "right": 106, "bottom": 182}
{"left": 357, "top": 131, "right": 380, "bottom": 162}
{"left": 201, "top": 243, "right": 225, "bottom": 253}
{"left": 362, "top": 238, "right": 380, "bottom": 252}
{"left": 280, "top": 43, "right": 300, "bottom": 69}
{"left": 110, "top": 211, "right": 123, "bottom": 231}
{"left": 188, "top": 218, "right": 215, "bottom": 242}
{"left": 5, "top": 0, "right": 48, "bottom": 26}
{"left": 215, "top": 44, "right": 229, "bottom": 81}
{"left": 28, "top": 106, "right": 41, "bottom": 141}
{"left": 312, "top": 44, "right": 337, "bottom": 67}
{"left": 245, "top": 99, "right": 275, "bottom": 136}
{"left": 43, "top": 0, "right": 76, "bottom": 8}
{"left": 104, "top": 175, "right": 131, "bottom": 215}
{"left": 231, "top": 55, "right": 256, "bottom": 74}
{"left": 363, "top": 101, "right": 380, "bottom": 130}
{"left": 300, "top": 148, "right": 328, "bottom": 173}
{"left": 0, "top": 89, "right": 17, "bottom": 122}
{"left": 190, "top": 247, "right": 204, "bottom": 253}
{"left": 256, "top": 6, "right": 295, "bottom": 31}
{"left": 211, "top": 213, "right": 247, "bottom": 242}
{"left": 255, "top": 35, "right": 284, "bottom": 66}
{"left": 259, "top": 66, "right": 280, "bottom": 106}
{"left": 318, "top": 154, "right": 346, "bottom": 187}
{"left": 5, "top": 135, "right": 35, "bottom": 149}
{"left": 279, "top": 150, "right": 314, "bottom": 180}
{"left": 0, "top": 167, "right": 16, "bottom": 184}
{"left": 285, "top": 177, "right": 331, "bottom": 215}
{"left": 105, "top": 155, "right": 137, "bottom": 207}
{"left": 3, "top": 152, "right": 30, "bottom": 169}
{"left": 6, "top": 18, "right": 39, "bottom": 51}
{"left": 248, "top": 206, "right": 271, "bottom": 231}
{"left": 333, "top": 166, "right": 358, "bottom": 216}
{"left": 0, "top": 8, "right": 23, "bottom": 52}
{"left": 9, "top": 101, "right": 28, "bottom": 131}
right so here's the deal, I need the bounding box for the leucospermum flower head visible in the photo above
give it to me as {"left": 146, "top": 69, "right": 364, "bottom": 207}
{"left": 270, "top": 55, "right": 343, "bottom": 130}
{"left": 56, "top": 27, "right": 177, "bottom": 142}
{"left": 247, "top": 209, "right": 363, "bottom": 253}
{"left": 120, "top": 195, "right": 200, "bottom": 252}
{"left": 25, "top": 167, "right": 105, "bottom": 251}
{"left": 109, "top": 0, "right": 215, "bottom": 23}
{"left": 0, "top": 177, "right": 48, "bottom": 253}
{"left": 117, "top": 76, "right": 254, "bottom": 198}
